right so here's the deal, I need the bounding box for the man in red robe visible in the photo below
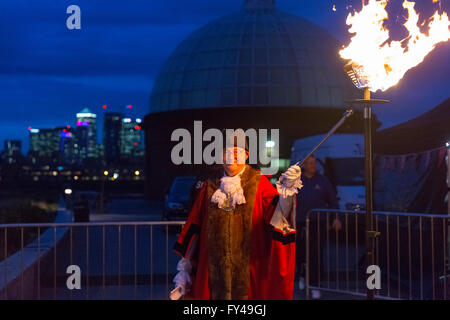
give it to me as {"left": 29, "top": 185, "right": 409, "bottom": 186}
{"left": 172, "top": 141, "right": 302, "bottom": 300}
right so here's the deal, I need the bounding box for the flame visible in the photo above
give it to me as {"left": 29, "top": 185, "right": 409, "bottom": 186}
{"left": 339, "top": 0, "right": 450, "bottom": 92}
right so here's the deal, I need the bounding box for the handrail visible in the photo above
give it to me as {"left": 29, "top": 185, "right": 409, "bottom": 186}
{"left": 307, "top": 208, "right": 450, "bottom": 219}
{"left": 0, "top": 220, "right": 186, "bottom": 229}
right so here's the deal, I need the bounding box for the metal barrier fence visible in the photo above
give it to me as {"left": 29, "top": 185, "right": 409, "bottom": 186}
{"left": 3, "top": 211, "right": 448, "bottom": 300}
{"left": 305, "top": 209, "right": 450, "bottom": 300}
{"left": 0, "top": 221, "right": 185, "bottom": 300}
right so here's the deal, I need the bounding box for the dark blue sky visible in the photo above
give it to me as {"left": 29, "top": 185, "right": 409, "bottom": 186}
{"left": 0, "top": 0, "right": 448, "bottom": 152}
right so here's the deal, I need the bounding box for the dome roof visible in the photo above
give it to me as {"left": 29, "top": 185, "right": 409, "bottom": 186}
{"left": 149, "top": 0, "right": 357, "bottom": 114}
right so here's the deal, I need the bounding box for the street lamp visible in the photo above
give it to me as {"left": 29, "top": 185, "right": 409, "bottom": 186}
{"left": 344, "top": 61, "right": 389, "bottom": 300}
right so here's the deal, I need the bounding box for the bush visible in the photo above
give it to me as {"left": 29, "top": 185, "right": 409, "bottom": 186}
{"left": 0, "top": 199, "right": 57, "bottom": 261}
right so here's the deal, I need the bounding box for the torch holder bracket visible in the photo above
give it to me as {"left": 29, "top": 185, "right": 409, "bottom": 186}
{"left": 346, "top": 99, "right": 390, "bottom": 105}
{"left": 366, "top": 230, "right": 380, "bottom": 251}
{"left": 366, "top": 230, "right": 381, "bottom": 238}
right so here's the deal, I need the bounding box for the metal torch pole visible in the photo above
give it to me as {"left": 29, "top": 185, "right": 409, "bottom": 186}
{"left": 363, "top": 87, "right": 376, "bottom": 300}
{"left": 447, "top": 145, "right": 450, "bottom": 263}
{"left": 447, "top": 144, "right": 450, "bottom": 215}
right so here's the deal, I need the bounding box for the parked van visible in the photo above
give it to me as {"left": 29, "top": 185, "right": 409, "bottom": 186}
{"left": 290, "top": 134, "right": 365, "bottom": 211}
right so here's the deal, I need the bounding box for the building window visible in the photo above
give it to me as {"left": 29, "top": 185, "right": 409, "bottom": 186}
{"left": 270, "top": 87, "right": 286, "bottom": 105}
{"left": 270, "top": 67, "right": 286, "bottom": 84}
{"left": 221, "top": 68, "right": 236, "bottom": 87}
{"left": 238, "top": 67, "right": 252, "bottom": 85}
{"left": 253, "top": 67, "right": 268, "bottom": 85}
{"left": 221, "top": 88, "right": 236, "bottom": 106}
{"left": 253, "top": 87, "right": 268, "bottom": 105}
{"left": 239, "top": 49, "right": 252, "bottom": 65}
{"left": 254, "top": 48, "right": 268, "bottom": 65}
{"left": 237, "top": 87, "right": 251, "bottom": 105}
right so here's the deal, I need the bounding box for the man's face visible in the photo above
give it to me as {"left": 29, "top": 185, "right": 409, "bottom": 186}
{"left": 222, "top": 147, "right": 249, "bottom": 176}
{"left": 303, "top": 156, "right": 317, "bottom": 176}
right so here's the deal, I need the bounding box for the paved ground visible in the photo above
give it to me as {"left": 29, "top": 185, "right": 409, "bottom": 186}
{"left": 90, "top": 198, "right": 166, "bottom": 222}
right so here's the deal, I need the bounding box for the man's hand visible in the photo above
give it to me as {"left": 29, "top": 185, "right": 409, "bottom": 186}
{"left": 276, "top": 164, "right": 303, "bottom": 198}
{"left": 280, "top": 165, "right": 302, "bottom": 188}
{"left": 332, "top": 218, "right": 342, "bottom": 232}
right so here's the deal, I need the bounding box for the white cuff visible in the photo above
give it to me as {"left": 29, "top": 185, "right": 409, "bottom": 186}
{"left": 270, "top": 196, "right": 296, "bottom": 234}
{"left": 176, "top": 257, "right": 192, "bottom": 273}
{"left": 276, "top": 178, "right": 303, "bottom": 198}
{"left": 172, "top": 258, "right": 192, "bottom": 297}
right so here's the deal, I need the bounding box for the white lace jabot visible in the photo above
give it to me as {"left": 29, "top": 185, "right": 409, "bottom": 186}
{"left": 211, "top": 167, "right": 246, "bottom": 210}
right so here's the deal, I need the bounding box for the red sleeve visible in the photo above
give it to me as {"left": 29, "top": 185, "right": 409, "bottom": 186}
{"left": 259, "top": 175, "right": 280, "bottom": 225}
{"left": 267, "top": 235, "right": 296, "bottom": 299}
{"left": 259, "top": 176, "right": 296, "bottom": 300}
{"left": 173, "top": 183, "right": 206, "bottom": 258}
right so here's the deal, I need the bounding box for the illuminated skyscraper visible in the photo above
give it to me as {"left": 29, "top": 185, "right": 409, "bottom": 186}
{"left": 3, "top": 140, "right": 22, "bottom": 164}
{"left": 28, "top": 127, "right": 64, "bottom": 164}
{"left": 60, "top": 127, "right": 77, "bottom": 164}
{"left": 29, "top": 128, "right": 42, "bottom": 159}
{"left": 120, "top": 118, "right": 143, "bottom": 159}
{"left": 103, "top": 112, "right": 124, "bottom": 163}
{"left": 76, "top": 108, "right": 98, "bottom": 159}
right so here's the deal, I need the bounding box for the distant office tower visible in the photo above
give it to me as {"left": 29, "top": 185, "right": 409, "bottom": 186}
{"left": 28, "top": 127, "right": 64, "bottom": 164}
{"left": 3, "top": 140, "right": 22, "bottom": 163}
{"left": 97, "top": 144, "right": 105, "bottom": 161}
{"left": 103, "top": 112, "right": 124, "bottom": 163}
{"left": 29, "top": 128, "right": 42, "bottom": 159}
{"left": 76, "top": 108, "right": 98, "bottom": 160}
{"left": 120, "top": 118, "right": 143, "bottom": 159}
{"left": 75, "top": 123, "right": 89, "bottom": 162}
{"left": 60, "top": 127, "right": 77, "bottom": 164}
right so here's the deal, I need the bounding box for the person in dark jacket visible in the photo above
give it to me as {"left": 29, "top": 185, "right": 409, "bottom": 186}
{"left": 295, "top": 155, "right": 340, "bottom": 299}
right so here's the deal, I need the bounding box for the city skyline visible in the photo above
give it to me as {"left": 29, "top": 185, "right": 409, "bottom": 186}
{"left": 0, "top": 0, "right": 449, "bottom": 151}
{"left": 2, "top": 106, "right": 143, "bottom": 162}
{"left": 3, "top": 104, "right": 143, "bottom": 154}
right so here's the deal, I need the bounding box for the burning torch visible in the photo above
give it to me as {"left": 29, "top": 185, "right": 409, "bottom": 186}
{"left": 338, "top": 0, "right": 449, "bottom": 301}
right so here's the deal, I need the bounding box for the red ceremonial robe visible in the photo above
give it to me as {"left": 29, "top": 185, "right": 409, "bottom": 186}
{"left": 173, "top": 165, "right": 296, "bottom": 300}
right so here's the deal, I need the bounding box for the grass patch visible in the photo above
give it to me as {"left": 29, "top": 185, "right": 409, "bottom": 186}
{"left": 0, "top": 199, "right": 57, "bottom": 262}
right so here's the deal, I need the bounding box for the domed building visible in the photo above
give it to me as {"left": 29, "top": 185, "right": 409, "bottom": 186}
{"left": 144, "top": 0, "right": 378, "bottom": 198}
